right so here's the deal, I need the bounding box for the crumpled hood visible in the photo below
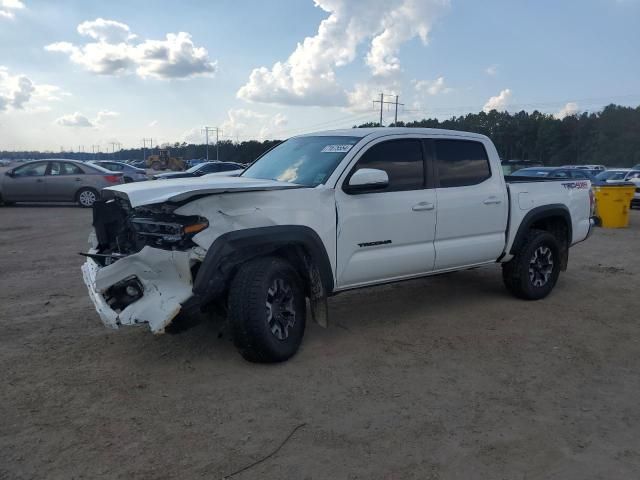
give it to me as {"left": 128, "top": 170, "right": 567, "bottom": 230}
{"left": 105, "top": 175, "right": 302, "bottom": 207}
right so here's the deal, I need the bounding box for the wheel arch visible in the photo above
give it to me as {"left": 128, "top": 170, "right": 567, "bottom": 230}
{"left": 192, "top": 225, "right": 334, "bottom": 308}
{"left": 510, "top": 204, "right": 572, "bottom": 269}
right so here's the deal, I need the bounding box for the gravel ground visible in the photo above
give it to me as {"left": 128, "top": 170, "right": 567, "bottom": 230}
{"left": 1, "top": 205, "right": 639, "bottom": 479}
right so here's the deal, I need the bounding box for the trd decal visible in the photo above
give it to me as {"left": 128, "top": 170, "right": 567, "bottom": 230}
{"left": 561, "top": 181, "right": 590, "bottom": 190}
{"left": 358, "top": 240, "right": 392, "bottom": 248}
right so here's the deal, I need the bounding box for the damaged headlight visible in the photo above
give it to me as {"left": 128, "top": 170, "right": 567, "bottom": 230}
{"left": 130, "top": 215, "right": 208, "bottom": 249}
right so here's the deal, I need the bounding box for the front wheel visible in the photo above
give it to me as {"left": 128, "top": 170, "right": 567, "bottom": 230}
{"left": 228, "top": 256, "right": 306, "bottom": 363}
{"left": 502, "top": 229, "right": 561, "bottom": 300}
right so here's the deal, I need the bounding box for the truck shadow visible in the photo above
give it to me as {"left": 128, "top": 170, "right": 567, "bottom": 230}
{"left": 133, "top": 265, "right": 509, "bottom": 364}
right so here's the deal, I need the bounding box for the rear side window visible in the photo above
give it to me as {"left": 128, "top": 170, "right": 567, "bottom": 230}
{"left": 434, "top": 140, "right": 491, "bottom": 187}
{"left": 350, "top": 139, "right": 424, "bottom": 192}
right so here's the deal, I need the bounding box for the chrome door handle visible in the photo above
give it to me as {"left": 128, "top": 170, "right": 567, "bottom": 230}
{"left": 412, "top": 201, "right": 435, "bottom": 211}
{"left": 483, "top": 197, "right": 502, "bottom": 205}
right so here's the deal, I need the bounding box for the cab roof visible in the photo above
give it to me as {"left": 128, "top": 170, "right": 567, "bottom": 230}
{"left": 297, "top": 127, "right": 489, "bottom": 141}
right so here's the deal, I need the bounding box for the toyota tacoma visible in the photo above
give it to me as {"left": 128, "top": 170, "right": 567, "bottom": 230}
{"left": 81, "top": 128, "right": 596, "bottom": 362}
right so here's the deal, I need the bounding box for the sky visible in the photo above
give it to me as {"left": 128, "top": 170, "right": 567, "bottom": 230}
{"left": 0, "top": 0, "right": 639, "bottom": 151}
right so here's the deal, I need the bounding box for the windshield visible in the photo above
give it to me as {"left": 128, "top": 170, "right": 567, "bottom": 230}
{"left": 595, "top": 170, "right": 626, "bottom": 181}
{"left": 511, "top": 168, "right": 551, "bottom": 177}
{"left": 241, "top": 136, "right": 361, "bottom": 186}
{"left": 187, "top": 163, "right": 208, "bottom": 173}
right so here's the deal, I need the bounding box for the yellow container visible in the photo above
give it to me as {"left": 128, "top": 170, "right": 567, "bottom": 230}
{"left": 593, "top": 185, "right": 636, "bottom": 228}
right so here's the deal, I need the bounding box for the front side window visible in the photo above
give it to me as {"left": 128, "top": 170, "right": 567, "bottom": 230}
{"left": 435, "top": 140, "right": 491, "bottom": 187}
{"left": 347, "top": 139, "right": 424, "bottom": 192}
{"left": 549, "top": 170, "right": 570, "bottom": 178}
{"left": 242, "top": 136, "right": 361, "bottom": 187}
{"left": 13, "top": 162, "right": 47, "bottom": 177}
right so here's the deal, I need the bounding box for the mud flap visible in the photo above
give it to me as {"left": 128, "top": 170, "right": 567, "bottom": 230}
{"left": 304, "top": 255, "right": 329, "bottom": 328}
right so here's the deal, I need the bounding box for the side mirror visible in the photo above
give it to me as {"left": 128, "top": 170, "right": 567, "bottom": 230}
{"left": 346, "top": 168, "right": 389, "bottom": 193}
{"left": 5, "top": 170, "right": 14, "bottom": 177}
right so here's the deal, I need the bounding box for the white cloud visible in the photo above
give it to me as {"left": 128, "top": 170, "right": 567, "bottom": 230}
{"left": 77, "top": 18, "right": 135, "bottom": 43}
{"left": 54, "top": 109, "right": 119, "bottom": 128}
{"left": 95, "top": 109, "right": 119, "bottom": 124}
{"left": 485, "top": 65, "right": 498, "bottom": 76}
{"left": 237, "top": 0, "right": 449, "bottom": 107}
{"left": 413, "top": 76, "right": 451, "bottom": 95}
{"left": 483, "top": 88, "right": 512, "bottom": 112}
{"left": 148, "top": 120, "right": 158, "bottom": 127}
{"left": 366, "top": 0, "right": 449, "bottom": 76}
{"left": 46, "top": 19, "right": 216, "bottom": 79}
{"left": 55, "top": 112, "right": 94, "bottom": 128}
{"left": 0, "top": 66, "right": 64, "bottom": 113}
{"left": 182, "top": 109, "right": 289, "bottom": 144}
{"left": 556, "top": 102, "right": 579, "bottom": 119}
{"left": 0, "top": 0, "right": 24, "bottom": 20}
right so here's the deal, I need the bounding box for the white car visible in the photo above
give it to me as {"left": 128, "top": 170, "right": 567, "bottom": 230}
{"left": 81, "top": 128, "right": 595, "bottom": 362}
{"left": 594, "top": 168, "right": 640, "bottom": 183}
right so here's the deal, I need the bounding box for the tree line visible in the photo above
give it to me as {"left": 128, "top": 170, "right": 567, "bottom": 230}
{"left": 359, "top": 104, "right": 640, "bottom": 167}
{"left": 2, "top": 104, "right": 639, "bottom": 167}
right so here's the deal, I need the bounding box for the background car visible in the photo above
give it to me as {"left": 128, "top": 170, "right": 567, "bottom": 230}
{"left": 89, "top": 160, "right": 148, "bottom": 182}
{"left": 0, "top": 159, "right": 123, "bottom": 207}
{"left": 563, "top": 165, "right": 607, "bottom": 177}
{"left": 184, "top": 158, "right": 207, "bottom": 169}
{"left": 594, "top": 169, "right": 640, "bottom": 183}
{"left": 153, "top": 161, "right": 244, "bottom": 180}
{"left": 510, "top": 166, "right": 596, "bottom": 180}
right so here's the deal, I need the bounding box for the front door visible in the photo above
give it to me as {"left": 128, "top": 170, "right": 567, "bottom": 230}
{"left": 3, "top": 161, "right": 49, "bottom": 201}
{"left": 335, "top": 137, "right": 437, "bottom": 289}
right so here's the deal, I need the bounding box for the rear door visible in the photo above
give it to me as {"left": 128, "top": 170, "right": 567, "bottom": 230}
{"left": 3, "top": 161, "right": 49, "bottom": 201}
{"left": 432, "top": 138, "right": 508, "bottom": 270}
{"left": 46, "top": 161, "right": 86, "bottom": 200}
{"left": 335, "top": 137, "right": 437, "bottom": 288}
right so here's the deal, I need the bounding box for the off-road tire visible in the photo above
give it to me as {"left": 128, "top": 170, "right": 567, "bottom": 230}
{"left": 76, "top": 187, "right": 99, "bottom": 208}
{"left": 502, "top": 229, "right": 561, "bottom": 300}
{"left": 228, "top": 256, "right": 306, "bottom": 363}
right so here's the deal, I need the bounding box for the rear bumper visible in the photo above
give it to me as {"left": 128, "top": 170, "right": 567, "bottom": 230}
{"left": 81, "top": 247, "right": 194, "bottom": 333}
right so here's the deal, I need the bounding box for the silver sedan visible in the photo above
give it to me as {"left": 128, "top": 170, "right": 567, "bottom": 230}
{"left": 0, "top": 159, "right": 123, "bottom": 207}
{"left": 89, "top": 161, "right": 148, "bottom": 183}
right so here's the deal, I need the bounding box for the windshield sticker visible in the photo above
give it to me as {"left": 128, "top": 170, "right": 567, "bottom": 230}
{"left": 321, "top": 144, "right": 353, "bottom": 153}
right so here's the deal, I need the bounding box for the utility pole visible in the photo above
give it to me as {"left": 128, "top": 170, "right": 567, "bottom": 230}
{"left": 201, "top": 126, "right": 222, "bottom": 161}
{"left": 141, "top": 138, "right": 153, "bottom": 164}
{"left": 109, "top": 142, "right": 122, "bottom": 160}
{"left": 372, "top": 93, "right": 404, "bottom": 127}
{"left": 92, "top": 144, "right": 100, "bottom": 160}
{"left": 78, "top": 145, "right": 84, "bottom": 161}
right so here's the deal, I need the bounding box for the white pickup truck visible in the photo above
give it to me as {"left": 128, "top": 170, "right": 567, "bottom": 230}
{"left": 81, "top": 128, "right": 596, "bottom": 362}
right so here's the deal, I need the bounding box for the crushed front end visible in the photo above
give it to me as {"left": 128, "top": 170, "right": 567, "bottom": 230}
{"left": 81, "top": 197, "right": 208, "bottom": 333}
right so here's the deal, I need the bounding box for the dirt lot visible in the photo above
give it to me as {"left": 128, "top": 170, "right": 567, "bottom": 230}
{"left": 1, "top": 205, "right": 639, "bottom": 479}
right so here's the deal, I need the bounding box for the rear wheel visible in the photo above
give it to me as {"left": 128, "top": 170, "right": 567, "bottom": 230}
{"left": 124, "top": 176, "right": 133, "bottom": 183}
{"left": 76, "top": 187, "right": 99, "bottom": 208}
{"left": 502, "top": 229, "right": 561, "bottom": 300}
{"left": 228, "top": 256, "right": 306, "bottom": 363}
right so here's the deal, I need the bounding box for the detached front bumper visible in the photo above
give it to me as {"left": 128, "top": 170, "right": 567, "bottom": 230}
{"left": 81, "top": 246, "right": 195, "bottom": 333}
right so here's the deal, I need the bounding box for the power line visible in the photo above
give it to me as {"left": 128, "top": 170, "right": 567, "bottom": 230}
{"left": 373, "top": 93, "right": 404, "bottom": 126}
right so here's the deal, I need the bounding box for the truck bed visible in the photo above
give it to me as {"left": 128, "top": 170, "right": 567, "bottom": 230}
{"left": 503, "top": 177, "right": 592, "bottom": 258}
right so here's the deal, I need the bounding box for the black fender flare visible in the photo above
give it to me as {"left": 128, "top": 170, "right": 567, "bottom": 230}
{"left": 509, "top": 204, "right": 572, "bottom": 270}
{"left": 192, "top": 225, "right": 334, "bottom": 306}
